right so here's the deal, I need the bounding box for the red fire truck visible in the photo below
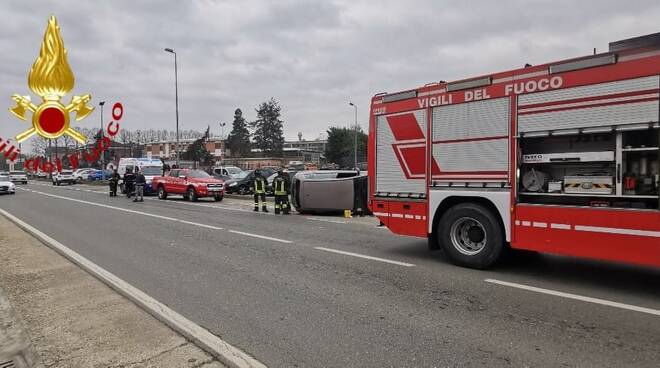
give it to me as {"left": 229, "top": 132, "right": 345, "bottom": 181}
{"left": 369, "top": 33, "right": 660, "bottom": 269}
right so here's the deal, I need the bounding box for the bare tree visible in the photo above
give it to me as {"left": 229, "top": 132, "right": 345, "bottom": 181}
{"left": 31, "top": 136, "right": 48, "bottom": 156}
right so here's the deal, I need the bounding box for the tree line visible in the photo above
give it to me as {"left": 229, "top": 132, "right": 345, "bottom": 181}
{"left": 30, "top": 127, "right": 208, "bottom": 156}
{"left": 28, "top": 97, "right": 367, "bottom": 169}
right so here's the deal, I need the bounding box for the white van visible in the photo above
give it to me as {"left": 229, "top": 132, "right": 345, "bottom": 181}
{"left": 117, "top": 158, "right": 164, "bottom": 194}
{"left": 212, "top": 165, "right": 243, "bottom": 178}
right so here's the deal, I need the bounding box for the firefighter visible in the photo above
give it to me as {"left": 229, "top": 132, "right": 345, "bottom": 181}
{"left": 123, "top": 167, "right": 135, "bottom": 198}
{"left": 252, "top": 169, "right": 268, "bottom": 212}
{"left": 273, "top": 169, "right": 290, "bottom": 214}
{"left": 109, "top": 169, "right": 120, "bottom": 197}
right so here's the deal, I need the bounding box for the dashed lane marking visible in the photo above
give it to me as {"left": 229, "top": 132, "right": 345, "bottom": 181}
{"left": 20, "top": 187, "right": 224, "bottom": 230}
{"left": 305, "top": 217, "right": 347, "bottom": 224}
{"left": 228, "top": 230, "right": 292, "bottom": 244}
{"left": 485, "top": 279, "right": 660, "bottom": 317}
{"left": 314, "top": 247, "right": 415, "bottom": 267}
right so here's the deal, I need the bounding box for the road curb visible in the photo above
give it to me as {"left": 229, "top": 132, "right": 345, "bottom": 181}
{"left": 0, "top": 208, "right": 267, "bottom": 368}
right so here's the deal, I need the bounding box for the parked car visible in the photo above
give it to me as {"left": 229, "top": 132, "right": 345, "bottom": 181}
{"left": 88, "top": 169, "right": 112, "bottom": 181}
{"left": 153, "top": 169, "right": 225, "bottom": 202}
{"left": 52, "top": 170, "right": 75, "bottom": 185}
{"left": 224, "top": 170, "right": 254, "bottom": 194}
{"left": 211, "top": 165, "right": 244, "bottom": 179}
{"left": 35, "top": 171, "right": 48, "bottom": 179}
{"left": 73, "top": 168, "right": 94, "bottom": 183}
{"left": 0, "top": 175, "right": 16, "bottom": 194}
{"left": 291, "top": 170, "right": 369, "bottom": 214}
{"left": 9, "top": 171, "right": 28, "bottom": 184}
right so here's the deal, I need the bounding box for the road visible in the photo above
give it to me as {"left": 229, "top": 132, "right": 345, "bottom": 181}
{"left": 1, "top": 181, "right": 659, "bottom": 367}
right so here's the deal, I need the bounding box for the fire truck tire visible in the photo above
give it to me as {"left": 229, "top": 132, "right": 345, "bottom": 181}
{"left": 438, "top": 203, "right": 504, "bottom": 269}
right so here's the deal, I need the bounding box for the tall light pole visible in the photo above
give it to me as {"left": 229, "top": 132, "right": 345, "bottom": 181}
{"left": 164, "top": 48, "right": 180, "bottom": 167}
{"left": 219, "top": 121, "right": 226, "bottom": 164}
{"left": 99, "top": 101, "right": 105, "bottom": 179}
{"left": 349, "top": 101, "right": 358, "bottom": 169}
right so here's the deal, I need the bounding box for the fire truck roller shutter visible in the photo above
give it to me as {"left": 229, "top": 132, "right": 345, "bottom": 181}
{"left": 376, "top": 109, "right": 427, "bottom": 194}
{"left": 518, "top": 75, "right": 659, "bottom": 134}
{"left": 432, "top": 97, "right": 510, "bottom": 177}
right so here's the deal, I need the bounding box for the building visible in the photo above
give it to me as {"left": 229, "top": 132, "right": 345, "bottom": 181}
{"left": 283, "top": 138, "right": 327, "bottom": 154}
{"left": 143, "top": 137, "right": 227, "bottom": 161}
{"left": 45, "top": 141, "right": 136, "bottom": 168}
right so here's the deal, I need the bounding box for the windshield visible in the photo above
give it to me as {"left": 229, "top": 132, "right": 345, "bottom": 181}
{"left": 234, "top": 171, "right": 250, "bottom": 179}
{"left": 10, "top": 171, "right": 24, "bottom": 175}
{"left": 61, "top": 171, "right": 73, "bottom": 175}
{"left": 140, "top": 167, "right": 162, "bottom": 176}
{"left": 188, "top": 170, "right": 211, "bottom": 178}
{"left": 0, "top": 176, "right": 9, "bottom": 181}
{"left": 226, "top": 167, "right": 242, "bottom": 175}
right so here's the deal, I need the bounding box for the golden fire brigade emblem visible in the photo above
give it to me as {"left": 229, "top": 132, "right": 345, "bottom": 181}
{"left": 9, "top": 15, "right": 93, "bottom": 144}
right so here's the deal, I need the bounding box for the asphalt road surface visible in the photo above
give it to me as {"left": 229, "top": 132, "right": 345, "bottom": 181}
{"left": 1, "top": 181, "right": 659, "bottom": 367}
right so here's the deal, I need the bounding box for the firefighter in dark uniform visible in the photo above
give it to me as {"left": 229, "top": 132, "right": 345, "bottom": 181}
{"left": 252, "top": 169, "right": 268, "bottom": 212}
{"left": 273, "top": 169, "right": 290, "bottom": 214}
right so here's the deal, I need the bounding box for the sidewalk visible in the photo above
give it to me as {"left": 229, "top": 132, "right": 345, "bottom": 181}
{"left": 0, "top": 214, "right": 225, "bottom": 368}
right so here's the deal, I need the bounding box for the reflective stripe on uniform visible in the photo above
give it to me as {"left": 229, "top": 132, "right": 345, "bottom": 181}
{"left": 254, "top": 179, "right": 265, "bottom": 194}
{"left": 275, "top": 180, "right": 286, "bottom": 195}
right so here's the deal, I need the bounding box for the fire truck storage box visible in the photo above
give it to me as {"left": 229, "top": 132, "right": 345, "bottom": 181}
{"left": 563, "top": 176, "right": 613, "bottom": 194}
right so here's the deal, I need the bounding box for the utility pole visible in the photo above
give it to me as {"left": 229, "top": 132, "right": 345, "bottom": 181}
{"left": 349, "top": 102, "right": 358, "bottom": 169}
{"left": 99, "top": 101, "right": 105, "bottom": 179}
{"left": 164, "top": 48, "right": 180, "bottom": 167}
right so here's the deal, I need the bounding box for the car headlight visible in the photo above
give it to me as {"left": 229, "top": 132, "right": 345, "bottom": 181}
{"left": 9, "top": 183, "right": 15, "bottom": 189}
{"left": 229, "top": 182, "right": 237, "bottom": 187}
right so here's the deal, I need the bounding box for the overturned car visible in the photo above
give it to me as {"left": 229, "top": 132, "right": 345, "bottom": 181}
{"left": 291, "top": 170, "right": 369, "bottom": 215}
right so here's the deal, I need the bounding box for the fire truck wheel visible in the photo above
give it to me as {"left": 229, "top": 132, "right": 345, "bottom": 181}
{"left": 438, "top": 203, "right": 504, "bottom": 269}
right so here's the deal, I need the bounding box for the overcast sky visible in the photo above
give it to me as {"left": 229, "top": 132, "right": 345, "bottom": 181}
{"left": 1, "top": 0, "right": 659, "bottom": 149}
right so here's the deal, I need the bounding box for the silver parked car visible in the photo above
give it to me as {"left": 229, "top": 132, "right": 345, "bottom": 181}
{"left": 291, "top": 170, "right": 369, "bottom": 214}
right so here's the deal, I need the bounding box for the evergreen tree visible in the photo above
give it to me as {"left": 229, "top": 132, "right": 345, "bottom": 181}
{"left": 325, "top": 126, "right": 368, "bottom": 168}
{"left": 181, "top": 126, "right": 213, "bottom": 165}
{"left": 225, "top": 108, "right": 252, "bottom": 157}
{"left": 251, "top": 98, "right": 284, "bottom": 155}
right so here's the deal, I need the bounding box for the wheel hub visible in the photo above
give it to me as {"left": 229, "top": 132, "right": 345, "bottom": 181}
{"left": 450, "top": 217, "right": 487, "bottom": 256}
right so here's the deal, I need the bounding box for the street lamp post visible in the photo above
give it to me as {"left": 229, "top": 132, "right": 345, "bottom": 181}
{"left": 99, "top": 101, "right": 105, "bottom": 179}
{"left": 164, "top": 48, "right": 180, "bottom": 167}
{"left": 219, "top": 121, "right": 226, "bottom": 164}
{"left": 349, "top": 102, "right": 358, "bottom": 169}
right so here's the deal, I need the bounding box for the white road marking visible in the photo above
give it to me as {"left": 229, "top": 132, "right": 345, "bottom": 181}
{"left": 306, "top": 217, "right": 347, "bottom": 224}
{"left": 550, "top": 223, "right": 571, "bottom": 230}
{"left": 485, "top": 279, "right": 660, "bottom": 317}
{"left": 21, "top": 188, "right": 224, "bottom": 230}
{"left": 533, "top": 222, "right": 547, "bottom": 228}
{"left": 314, "top": 247, "right": 415, "bottom": 267}
{"left": 228, "top": 230, "right": 292, "bottom": 243}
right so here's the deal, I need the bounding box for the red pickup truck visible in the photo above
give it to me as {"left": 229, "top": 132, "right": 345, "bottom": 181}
{"left": 153, "top": 169, "right": 225, "bottom": 202}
